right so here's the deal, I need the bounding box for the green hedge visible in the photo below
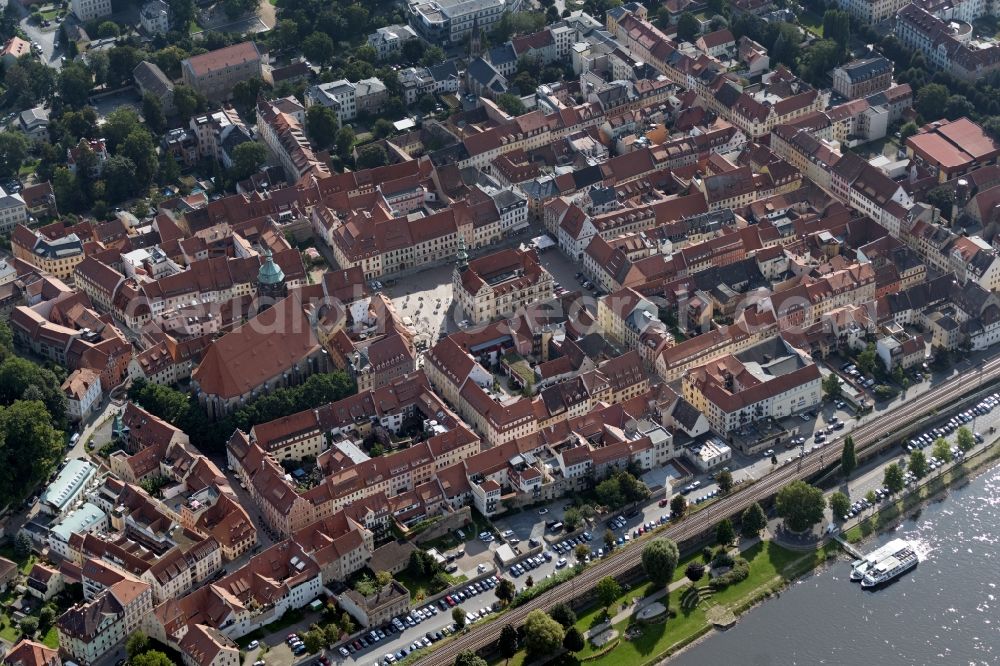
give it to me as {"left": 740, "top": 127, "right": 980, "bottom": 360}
{"left": 709, "top": 557, "right": 749, "bottom": 590}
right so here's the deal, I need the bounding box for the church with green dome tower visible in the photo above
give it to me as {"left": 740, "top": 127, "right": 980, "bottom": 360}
{"left": 256, "top": 249, "right": 287, "bottom": 310}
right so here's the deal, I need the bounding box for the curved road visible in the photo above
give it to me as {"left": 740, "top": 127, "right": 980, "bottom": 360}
{"left": 418, "top": 357, "right": 1000, "bottom": 664}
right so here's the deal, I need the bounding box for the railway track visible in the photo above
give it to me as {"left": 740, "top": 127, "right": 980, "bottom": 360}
{"left": 419, "top": 359, "right": 1000, "bottom": 664}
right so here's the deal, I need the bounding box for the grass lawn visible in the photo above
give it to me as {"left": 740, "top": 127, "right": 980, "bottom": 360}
{"left": 0, "top": 545, "right": 37, "bottom": 574}
{"left": 188, "top": 19, "right": 200, "bottom": 34}
{"left": 395, "top": 569, "right": 467, "bottom": 604}
{"left": 40, "top": 625, "right": 59, "bottom": 648}
{"left": 800, "top": 10, "right": 824, "bottom": 37}
{"left": 501, "top": 541, "right": 834, "bottom": 666}
{"left": 0, "top": 622, "right": 19, "bottom": 643}
{"left": 19, "top": 160, "right": 39, "bottom": 178}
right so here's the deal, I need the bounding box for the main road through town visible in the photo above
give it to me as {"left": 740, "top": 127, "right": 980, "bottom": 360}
{"left": 417, "top": 356, "right": 1000, "bottom": 664}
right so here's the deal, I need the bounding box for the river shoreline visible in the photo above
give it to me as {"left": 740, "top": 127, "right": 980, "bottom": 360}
{"left": 658, "top": 440, "right": 1000, "bottom": 665}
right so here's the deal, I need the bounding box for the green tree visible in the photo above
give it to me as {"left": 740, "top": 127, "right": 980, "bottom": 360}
{"left": 822, "top": 9, "right": 850, "bottom": 48}
{"left": 549, "top": 603, "right": 576, "bottom": 629}
{"left": 131, "top": 652, "right": 174, "bottom": 666}
{"left": 452, "top": 606, "right": 467, "bottom": 629}
{"left": 956, "top": 426, "right": 975, "bottom": 452}
{"left": 0, "top": 400, "right": 65, "bottom": 509}
{"left": 222, "top": 0, "right": 257, "bottom": 19}
{"left": 56, "top": 108, "right": 99, "bottom": 144}
{"left": 13, "top": 532, "right": 31, "bottom": 559}
{"left": 418, "top": 93, "right": 437, "bottom": 114}
{"left": 574, "top": 543, "right": 590, "bottom": 562}
{"left": 716, "top": 518, "right": 736, "bottom": 546}
{"left": 677, "top": 12, "right": 700, "bottom": 41}
{"left": 603, "top": 528, "right": 616, "bottom": 551}
{"left": 323, "top": 622, "right": 340, "bottom": 646}
{"left": 641, "top": 538, "right": 680, "bottom": 587}
{"left": 375, "top": 570, "right": 393, "bottom": 587}
{"left": 670, "top": 494, "right": 687, "bottom": 518}
{"left": 596, "top": 477, "right": 625, "bottom": 508}
{"left": 498, "top": 624, "right": 519, "bottom": 661}
{"left": 595, "top": 576, "right": 621, "bottom": 613}
{"left": 496, "top": 93, "right": 526, "bottom": 116}
{"left": 0, "top": 132, "right": 30, "bottom": 179}
{"left": 916, "top": 83, "right": 949, "bottom": 121}
{"left": 126, "top": 631, "right": 150, "bottom": 658}
{"left": 454, "top": 652, "right": 487, "bottom": 666}
{"left": 740, "top": 501, "right": 767, "bottom": 538}
{"left": 523, "top": 610, "right": 564, "bottom": 657}
{"left": 933, "top": 437, "right": 952, "bottom": 463}
{"left": 841, "top": 436, "right": 857, "bottom": 477}
{"left": 372, "top": 118, "right": 394, "bottom": 139}
{"left": 716, "top": 469, "right": 734, "bottom": 494}
{"left": 302, "top": 32, "right": 335, "bottom": 65}
{"left": 58, "top": 62, "right": 94, "bottom": 109}
{"left": 19, "top": 616, "right": 38, "bottom": 637}
{"left": 96, "top": 20, "right": 120, "bottom": 38}
{"left": 103, "top": 107, "right": 143, "bottom": 152}
{"left": 335, "top": 126, "right": 356, "bottom": 158}
{"left": 563, "top": 626, "right": 585, "bottom": 653}
{"left": 231, "top": 78, "right": 265, "bottom": 116}
{"left": 103, "top": 155, "right": 139, "bottom": 203}
{"left": 908, "top": 449, "right": 928, "bottom": 478}
{"left": 4, "top": 56, "right": 55, "bottom": 108}
{"left": 357, "top": 144, "right": 388, "bottom": 169}
{"left": 944, "top": 94, "right": 975, "bottom": 121}
{"left": 898, "top": 121, "right": 919, "bottom": 142}
{"left": 107, "top": 46, "right": 143, "bottom": 88}
{"left": 775, "top": 480, "right": 826, "bottom": 532}
{"left": 864, "top": 489, "right": 877, "bottom": 510}
{"left": 302, "top": 629, "right": 325, "bottom": 654}
{"left": 801, "top": 39, "right": 844, "bottom": 87}
{"left": 339, "top": 612, "right": 355, "bottom": 636}
{"left": 52, "top": 167, "right": 85, "bottom": 213}
{"left": 38, "top": 606, "right": 55, "bottom": 629}
{"left": 230, "top": 141, "right": 268, "bottom": 181}
{"left": 495, "top": 578, "right": 516, "bottom": 605}
{"left": 563, "top": 507, "right": 582, "bottom": 531}
{"left": 822, "top": 373, "right": 842, "bottom": 400}
{"left": 142, "top": 93, "right": 167, "bottom": 134}
{"left": 402, "top": 39, "right": 426, "bottom": 63}
{"left": 883, "top": 463, "right": 905, "bottom": 495}
{"left": 685, "top": 561, "right": 705, "bottom": 582}
{"left": 172, "top": 84, "right": 203, "bottom": 119}
{"left": 169, "top": 0, "right": 194, "bottom": 31}
{"left": 829, "top": 491, "right": 851, "bottom": 520}
{"left": 420, "top": 45, "right": 445, "bottom": 66}
{"left": 121, "top": 128, "right": 160, "bottom": 185}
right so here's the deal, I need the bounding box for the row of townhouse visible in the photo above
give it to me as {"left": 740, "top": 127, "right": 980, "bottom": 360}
{"left": 424, "top": 320, "right": 651, "bottom": 447}
{"left": 895, "top": 4, "right": 1000, "bottom": 82}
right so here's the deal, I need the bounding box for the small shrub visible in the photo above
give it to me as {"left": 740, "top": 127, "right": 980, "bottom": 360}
{"left": 709, "top": 557, "right": 750, "bottom": 590}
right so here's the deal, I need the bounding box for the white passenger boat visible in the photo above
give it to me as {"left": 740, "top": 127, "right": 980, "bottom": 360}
{"left": 850, "top": 538, "right": 908, "bottom": 582}
{"left": 861, "top": 545, "right": 919, "bottom": 588}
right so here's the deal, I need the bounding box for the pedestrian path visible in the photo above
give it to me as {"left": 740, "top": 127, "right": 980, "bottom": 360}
{"left": 584, "top": 535, "right": 762, "bottom": 638}
{"left": 831, "top": 534, "right": 862, "bottom": 559}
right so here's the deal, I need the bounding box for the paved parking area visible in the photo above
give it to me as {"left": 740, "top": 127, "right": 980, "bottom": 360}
{"left": 491, "top": 499, "right": 570, "bottom": 543}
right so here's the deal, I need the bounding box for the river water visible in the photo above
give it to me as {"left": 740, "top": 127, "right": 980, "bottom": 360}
{"left": 669, "top": 463, "right": 1000, "bottom": 666}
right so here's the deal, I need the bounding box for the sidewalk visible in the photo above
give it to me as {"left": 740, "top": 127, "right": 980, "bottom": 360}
{"left": 583, "top": 535, "right": 763, "bottom": 638}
